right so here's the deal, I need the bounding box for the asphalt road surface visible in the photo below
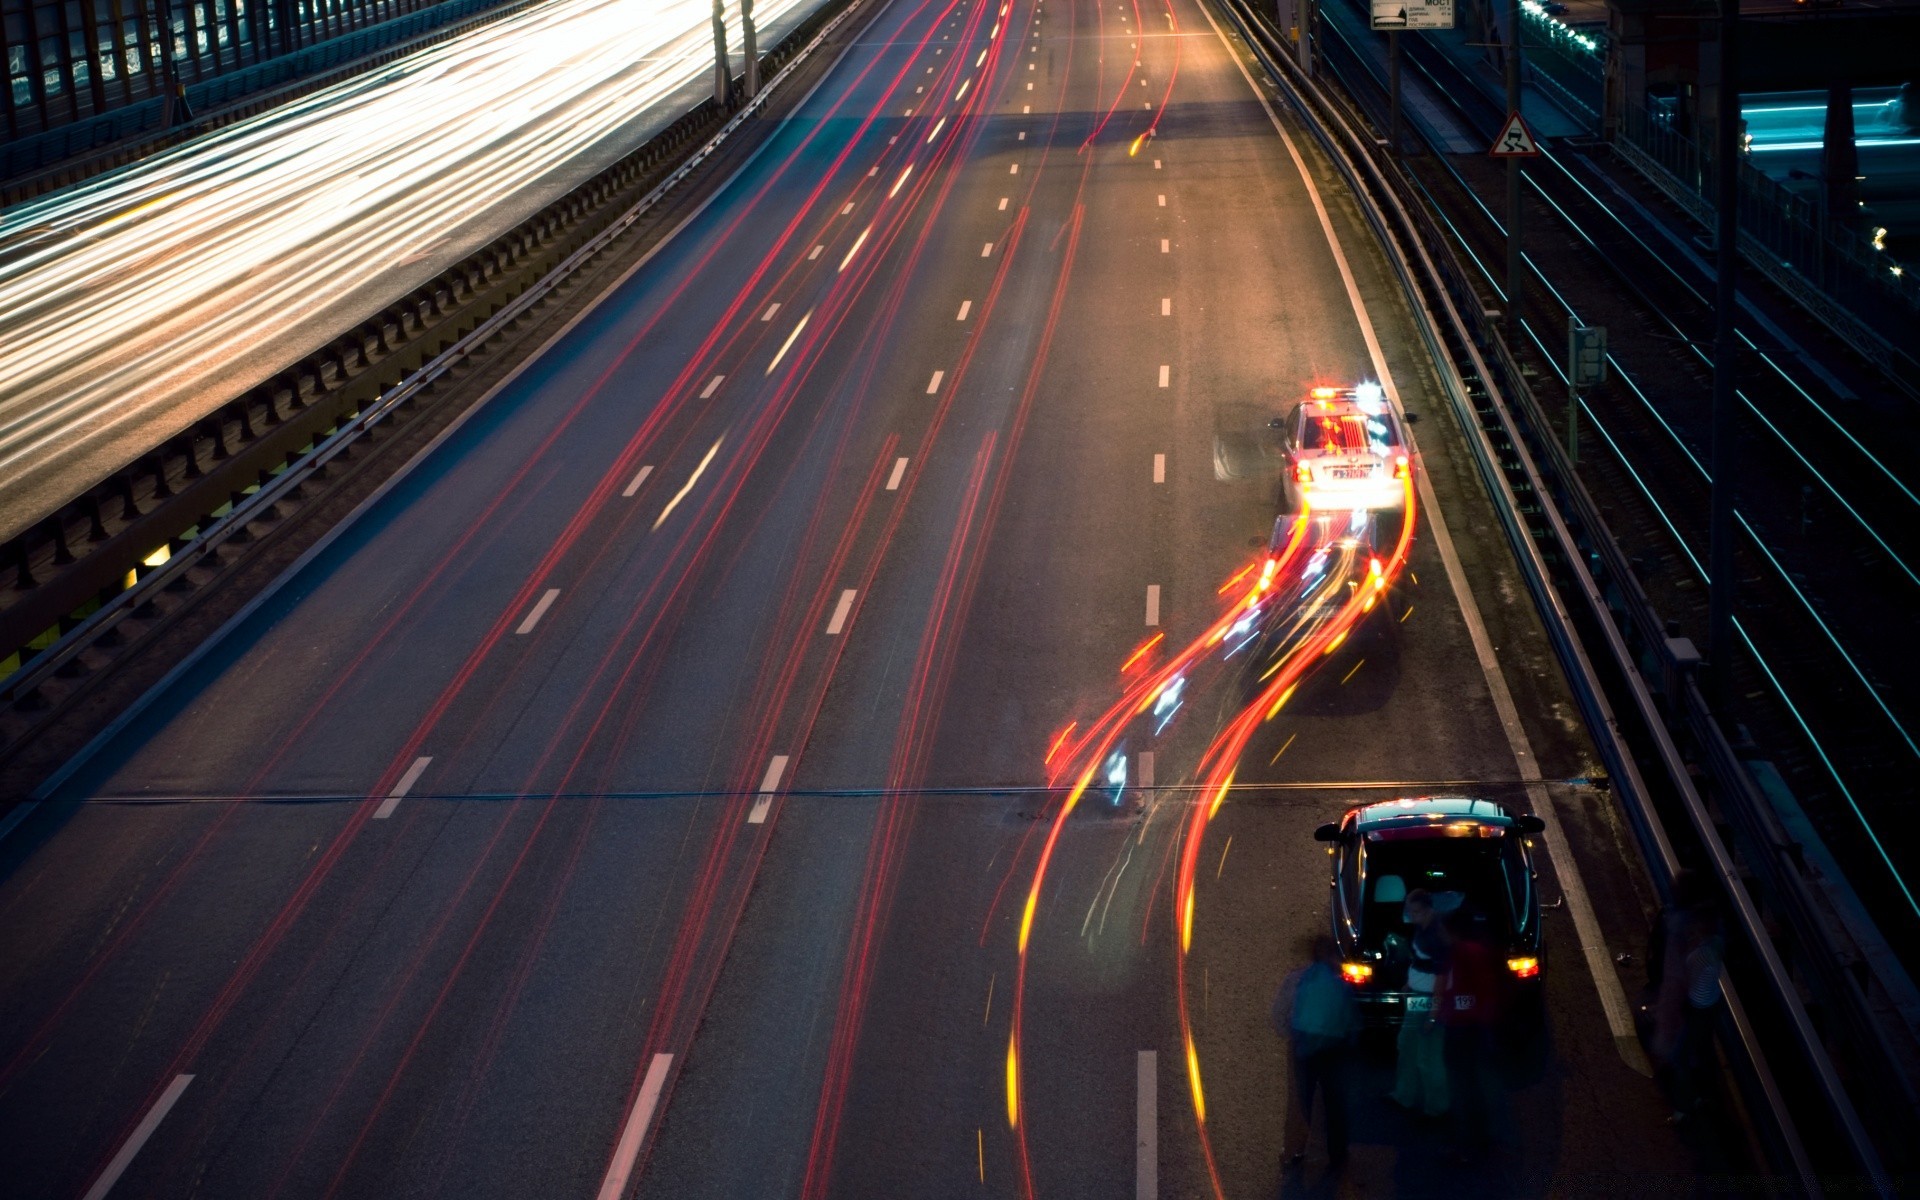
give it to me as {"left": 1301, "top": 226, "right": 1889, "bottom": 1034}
{"left": 0, "top": 0, "right": 1725, "bottom": 1195}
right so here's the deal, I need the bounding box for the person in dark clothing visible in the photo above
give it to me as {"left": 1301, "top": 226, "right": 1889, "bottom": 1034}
{"left": 1388, "top": 888, "right": 1450, "bottom": 1117}
{"left": 1438, "top": 907, "right": 1503, "bottom": 1162}
{"left": 1273, "top": 934, "right": 1359, "bottom": 1166}
{"left": 1650, "top": 873, "right": 1725, "bottom": 1123}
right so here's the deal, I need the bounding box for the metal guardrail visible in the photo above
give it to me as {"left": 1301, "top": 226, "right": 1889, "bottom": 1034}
{"left": 1212, "top": 0, "right": 1898, "bottom": 1188}
{"left": 0, "top": 0, "right": 868, "bottom": 717}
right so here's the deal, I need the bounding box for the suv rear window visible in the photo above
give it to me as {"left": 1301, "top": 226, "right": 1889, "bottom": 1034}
{"left": 1359, "top": 834, "right": 1516, "bottom": 948}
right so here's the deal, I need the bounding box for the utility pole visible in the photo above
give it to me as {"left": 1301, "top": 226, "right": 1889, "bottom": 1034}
{"left": 1505, "top": 0, "right": 1524, "bottom": 344}
{"left": 1708, "top": 0, "right": 1741, "bottom": 695}
{"left": 742, "top": 0, "right": 759, "bottom": 100}
{"left": 711, "top": 0, "right": 731, "bottom": 108}
{"left": 1389, "top": 30, "right": 1401, "bottom": 154}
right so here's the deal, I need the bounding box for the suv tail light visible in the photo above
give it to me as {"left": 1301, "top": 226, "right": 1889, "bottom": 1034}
{"left": 1293, "top": 463, "right": 1314, "bottom": 484}
{"left": 1339, "top": 962, "right": 1373, "bottom": 984}
{"left": 1506, "top": 956, "right": 1540, "bottom": 979}
{"left": 1393, "top": 455, "right": 1411, "bottom": 479}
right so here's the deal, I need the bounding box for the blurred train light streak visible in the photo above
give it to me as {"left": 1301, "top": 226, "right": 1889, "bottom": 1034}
{"left": 927, "top": 116, "right": 948, "bottom": 142}
{"left": 1044, "top": 722, "right": 1077, "bottom": 765}
{"left": 1005, "top": 1036, "right": 1020, "bottom": 1126}
{"left": 889, "top": 165, "right": 915, "bottom": 197}
{"left": 956, "top": 78, "right": 972, "bottom": 100}
{"left": 652, "top": 435, "right": 725, "bottom": 530}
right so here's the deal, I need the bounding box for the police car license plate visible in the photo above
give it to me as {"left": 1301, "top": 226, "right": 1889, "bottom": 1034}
{"left": 1405, "top": 994, "right": 1433, "bottom": 1013}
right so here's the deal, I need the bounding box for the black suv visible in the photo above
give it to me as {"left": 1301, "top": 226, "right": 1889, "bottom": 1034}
{"left": 1313, "top": 796, "right": 1546, "bottom": 1025}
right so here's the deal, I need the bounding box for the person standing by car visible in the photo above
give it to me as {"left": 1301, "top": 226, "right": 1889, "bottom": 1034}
{"left": 1438, "top": 907, "right": 1503, "bottom": 1162}
{"left": 1272, "top": 934, "right": 1358, "bottom": 1166}
{"left": 1388, "top": 889, "right": 1449, "bottom": 1119}
{"left": 1651, "top": 876, "right": 1725, "bottom": 1123}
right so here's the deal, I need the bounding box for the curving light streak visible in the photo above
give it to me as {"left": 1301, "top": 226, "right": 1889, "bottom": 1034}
{"left": 0, "top": 0, "right": 821, "bottom": 538}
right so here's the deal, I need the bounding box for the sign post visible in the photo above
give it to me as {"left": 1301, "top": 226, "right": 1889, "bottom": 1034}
{"left": 1568, "top": 323, "right": 1607, "bottom": 465}
{"left": 1371, "top": 1, "right": 1454, "bottom": 156}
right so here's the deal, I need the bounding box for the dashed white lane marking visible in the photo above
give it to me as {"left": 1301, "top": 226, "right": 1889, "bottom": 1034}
{"left": 761, "top": 302, "right": 781, "bottom": 321}
{"left": 1136, "top": 1051, "right": 1157, "bottom": 1199}
{"left": 1160, "top": 238, "right": 1170, "bottom": 253}
{"left": 926, "top": 369, "right": 945, "bottom": 394}
{"left": 1028, "top": 62, "right": 1035, "bottom": 70}
{"left": 1161, "top": 297, "right": 1170, "bottom": 315}
{"left": 826, "top": 589, "right": 858, "bottom": 636}
{"left": 596, "top": 1054, "right": 673, "bottom": 1200}
{"left": 517, "top": 588, "right": 561, "bottom": 635}
{"left": 1144, "top": 585, "right": 1160, "bottom": 626}
{"left": 1153, "top": 453, "right": 1165, "bottom": 483}
{"left": 701, "top": 374, "right": 726, "bottom": 399}
{"left": 809, "top": 244, "right": 823, "bottom": 259}
{"left": 1157, "top": 364, "right": 1170, "bottom": 388}
{"left": 998, "top": 197, "right": 1009, "bottom": 211}
{"left": 1157, "top": 194, "right": 1165, "bottom": 206}
{"left": 982, "top": 242, "right": 994, "bottom": 256}
{"left": 1009, "top": 163, "right": 1019, "bottom": 174}
{"left": 1018, "top": 131, "right": 1027, "bottom": 140}
{"left": 1197, "top": 0, "right": 1650, "bottom": 1076}
{"left": 374, "top": 756, "right": 433, "bottom": 820}
{"left": 1154, "top": 158, "right": 1162, "bottom": 168}
{"left": 748, "top": 755, "right": 790, "bottom": 824}
{"left": 1138, "top": 751, "right": 1155, "bottom": 789}
{"left": 841, "top": 201, "right": 856, "bottom": 214}
{"left": 1027, "top": 82, "right": 1033, "bottom": 90}
{"left": 81, "top": 1074, "right": 194, "bottom": 1200}
{"left": 868, "top": 166, "right": 878, "bottom": 177}
{"left": 1023, "top": 104, "right": 1031, "bottom": 113}
{"left": 622, "top": 465, "right": 655, "bottom": 498}
{"left": 886, "top": 457, "right": 908, "bottom": 490}
{"left": 957, "top": 300, "right": 973, "bottom": 320}
{"left": 916, "top": 85, "right": 924, "bottom": 93}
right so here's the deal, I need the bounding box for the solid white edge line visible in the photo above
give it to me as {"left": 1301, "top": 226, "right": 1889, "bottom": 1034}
{"left": 621, "top": 464, "right": 655, "bottom": 498}
{"left": 886, "top": 457, "right": 908, "bottom": 490}
{"left": 825, "top": 588, "right": 858, "bottom": 636}
{"left": 748, "top": 753, "right": 790, "bottom": 824}
{"left": 31, "top": 19, "right": 878, "bottom": 804}
{"left": 516, "top": 588, "right": 561, "bottom": 635}
{"left": 595, "top": 1053, "right": 674, "bottom": 1200}
{"left": 81, "top": 1073, "right": 194, "bottom": 1200}
{"left": 374, "top": 755, "right": 432, "bottom": 820}
{"left": 1152, "top": 453, "right": 1165, "bottom": 483}
{"left": 1144, "top": 584, "right": 1160, "bottom": 626}
{"left": 1136, "top": 1050, "right": 1157, "bottom": 1200}
{"left": 1194, "top": 0, "right": 1648, "bottom": 1075}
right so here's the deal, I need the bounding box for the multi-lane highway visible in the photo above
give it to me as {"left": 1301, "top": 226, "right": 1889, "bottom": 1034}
{"left": 0, "top": 0, "right": 1719, "bottom": 1195}
{"left": 0, "top": 0, "right": 822, "bottom": 542}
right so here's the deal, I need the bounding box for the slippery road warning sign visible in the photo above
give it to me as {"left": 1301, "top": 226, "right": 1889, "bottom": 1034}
{"left": 1490, "top": 112, "right": 1541, "bottom": 157}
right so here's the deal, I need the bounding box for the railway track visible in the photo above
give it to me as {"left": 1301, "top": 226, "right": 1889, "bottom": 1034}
{"left": 1315, "top": 0, "right": 1920, "bottom": 971}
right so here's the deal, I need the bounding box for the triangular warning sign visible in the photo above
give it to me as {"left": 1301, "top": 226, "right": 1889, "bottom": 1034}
{"left": 1490, "top": 111, "right": 1541, "bottom": 157}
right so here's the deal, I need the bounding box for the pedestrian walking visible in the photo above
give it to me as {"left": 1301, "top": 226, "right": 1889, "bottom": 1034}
{"left": 1272, "top": 934, "right": 1358, "bottom": 1167}
{"left": 1387, "top": 888, "right": 1449, "bottom": 1119}
{"left": 1651, "top": 874, "right": 1725, "bottom": 1123}
{"left": 1438, "top": 906, "right": 1503, "bottom": 1162}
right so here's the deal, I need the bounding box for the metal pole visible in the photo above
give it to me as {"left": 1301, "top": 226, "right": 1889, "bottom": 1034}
{"left": 711, "top": 0, "right": 731, "bottom": 108}
{"left": 1505, "top": 0, "right": 1523, "bottom": 344}
{"left": 742, "top": 0, "right": 759, "bottom": 100}
{"left": 1389, "top": 30, "right": 1401, "bottom": 155}
{"left": 1708, "top": 0, "right": 1740, "bottom": 693}
{"left": 1299, "top": 0, "right": 1313, "bottom": 77}
{"left": 1568, "top": 382, "right": 1580, "bottom": 464}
